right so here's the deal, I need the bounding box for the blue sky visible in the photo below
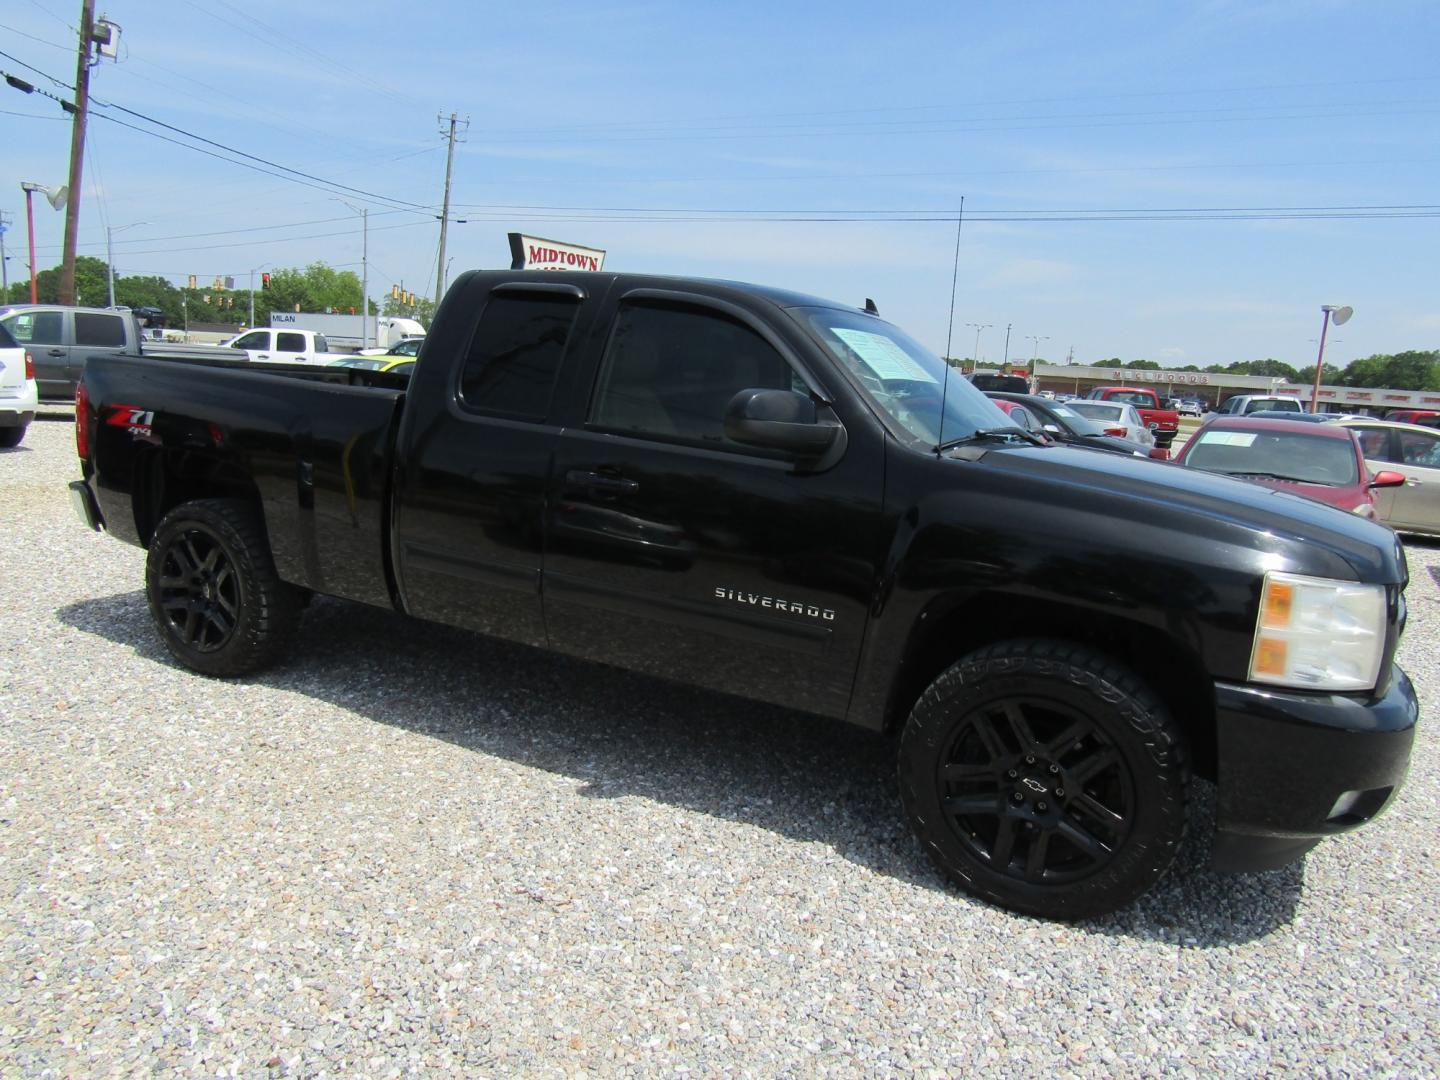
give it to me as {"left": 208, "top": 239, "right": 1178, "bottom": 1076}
{"left": 3, "top": 0, "right": 1437, "bottom": 366}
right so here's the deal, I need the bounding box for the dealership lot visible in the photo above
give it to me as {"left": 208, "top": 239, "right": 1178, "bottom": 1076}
{"left": 3, "top": 415, "right": 1438, "bottom": 1075}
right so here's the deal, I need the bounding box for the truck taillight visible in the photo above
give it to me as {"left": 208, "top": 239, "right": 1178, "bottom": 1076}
{"left": 24, "top": 351, "right": 34, "bottom": 381}
{"left": 75, "top": 382, "right": 91, "bottom": 461}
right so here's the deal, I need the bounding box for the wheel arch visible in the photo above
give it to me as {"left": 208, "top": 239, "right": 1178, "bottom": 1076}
{"left": 133, "top": 447, "right": 265, "bottom": 548}
{"left": 884, "top": 591, "right": 1217, "bottom": 779}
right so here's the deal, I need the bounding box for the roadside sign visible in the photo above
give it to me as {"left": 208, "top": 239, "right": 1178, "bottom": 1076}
{"left": 508, "top": 233, "right": 606, "bottom": 272}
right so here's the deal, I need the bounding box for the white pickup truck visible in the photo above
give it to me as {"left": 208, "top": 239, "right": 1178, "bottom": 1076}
{"left": 220, "top": 328, "right": 331, "bottom": 365}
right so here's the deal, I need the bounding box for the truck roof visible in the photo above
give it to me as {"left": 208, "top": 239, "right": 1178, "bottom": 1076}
{"left": 453, "top": 269, "right": 861, "bottom": 315}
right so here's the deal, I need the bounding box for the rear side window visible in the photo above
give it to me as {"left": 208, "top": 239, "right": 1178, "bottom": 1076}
{"left": 2, "top": 310, "right": 63, "bottom": 345}
{"left": 276, "top": 332, "right": 307, "bottom": 352}
{"left": 74, "top": 313, "right": 125, "bottom": 347}
{"left": 1397, "top": 430, "right": 1440, "bottom": 467}
{"left": 0, "top": 322, "right": 17, "bottom": 349}
{"left": 315, "top": 335, "right": 329, "bottom": 353}
{"left": 459, "top": 292, "right": 579, "bottom": 420}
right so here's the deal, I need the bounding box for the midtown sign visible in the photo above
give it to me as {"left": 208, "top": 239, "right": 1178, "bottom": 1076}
{"left": 508, "top": 233, "right": 606, "bottom": 272}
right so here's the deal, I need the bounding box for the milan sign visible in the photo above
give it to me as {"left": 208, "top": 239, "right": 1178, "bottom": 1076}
{"left": 508, "top": 233, "right": 606, "bottom": 272}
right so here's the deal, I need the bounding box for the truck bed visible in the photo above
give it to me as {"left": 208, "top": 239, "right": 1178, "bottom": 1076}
{"left": 82, "top": 352, "right": 408, "bottom": 610}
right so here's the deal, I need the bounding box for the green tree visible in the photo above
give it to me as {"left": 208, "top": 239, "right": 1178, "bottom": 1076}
{"left": 381, "top": 292, "right": 434, "bottom": 327}
{"left": 1340, "top": 351, "right": 1440, "bottom": 391}
{"left": 1242, "top": 358, "right": 1301, "bottom": 380}
{"left": 1123, "top": 359, "right": 1161, "bottom": 370}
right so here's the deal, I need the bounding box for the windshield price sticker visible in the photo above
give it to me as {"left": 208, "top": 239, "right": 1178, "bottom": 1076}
{"left": 1201, "top": 432, "right": 1258, "bottom": 447}
{"left": 832, "top": 328, "right": 937, "bottom": 383}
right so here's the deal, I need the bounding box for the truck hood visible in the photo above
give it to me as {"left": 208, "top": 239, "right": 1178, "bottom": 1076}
{"left": 966, "top": 444, "right": 1406, "bottom": 585}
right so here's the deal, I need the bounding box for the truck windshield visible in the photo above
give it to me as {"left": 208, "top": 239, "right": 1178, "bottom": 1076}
{"left": 791, "top": 307, "right": 1011, "bottom": 448}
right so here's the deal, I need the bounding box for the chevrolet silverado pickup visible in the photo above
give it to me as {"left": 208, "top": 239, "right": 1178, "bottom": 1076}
{"left": 69, "top": 271, "right": 1419, "bottom": 920}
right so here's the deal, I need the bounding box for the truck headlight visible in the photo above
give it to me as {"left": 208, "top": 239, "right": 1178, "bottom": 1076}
{"left": 1250, "top": 572, "right": 1386, "bottom": 691}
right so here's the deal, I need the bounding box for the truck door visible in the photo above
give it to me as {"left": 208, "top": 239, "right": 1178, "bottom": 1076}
{"left": 274, "top": 331, "right": 312, "bottom": 364}
{"left": 227, "top": 329, "right": 270, "bottom": 362}
{"left": 542, "top": 290, "right": 884, "bottom": 719}
{"left": 392, "top": 281, "right": 593, "bottom": 648}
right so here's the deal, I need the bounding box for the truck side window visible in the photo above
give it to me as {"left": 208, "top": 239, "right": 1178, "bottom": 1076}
{"left": 74, "top": 313, "right": 126, "bottom": 347}
{"left": 2, "top": 311, "right": 63, "bottom": 345}
{"left": 276, "top": 332, "right": 307, "bottom": 353}
{"left": 459, "top": 292, "right": 579, "bottom": 421}
{"left": 231, "top": 331, "right": 268, "bottom": 350}
{"left": 590, "top": 302, "right": 800, "bottom": 445}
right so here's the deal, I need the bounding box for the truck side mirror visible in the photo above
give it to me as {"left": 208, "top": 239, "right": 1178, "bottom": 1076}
{"left": 723, "top": 388, "right": 840, "bottom": 457}
{"left": 1370, "top": 470, "right": 1406, "bottom": 489}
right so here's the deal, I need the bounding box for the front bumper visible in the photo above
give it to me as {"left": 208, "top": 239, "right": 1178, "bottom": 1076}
{"left": 1211, "top": 667, "right": 1418, "bottom": 873}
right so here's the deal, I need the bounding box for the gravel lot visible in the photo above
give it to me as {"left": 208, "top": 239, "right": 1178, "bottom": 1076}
{"left": 3, "top": 413, "right": 1437, "bottom": 1077}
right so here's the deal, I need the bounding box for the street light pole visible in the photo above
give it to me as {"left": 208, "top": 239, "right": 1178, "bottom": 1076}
{"left": 333, "top": 199, "right": 370, "bottom": 348}
{"left": 1309, "top": 304, "right": 1352, "bottom": 413}
{"left": 22, "top": 185, "right": 38, "bottom": 303}
{"left": 1028, "top": 335, "right": 1050, "bottom": 362}
{"left": 105, "top": 222, "right": 147, "bottom": 307}
{"left": 965, "top": 322, "right": 992, "bottom": 366}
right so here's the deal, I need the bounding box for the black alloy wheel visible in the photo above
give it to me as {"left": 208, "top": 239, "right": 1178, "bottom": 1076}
{"left": 939, "top": 696, "right": 1134, "bottom": 886}
{"left": 899, "top": 639, "right": 1189, "bottom": 920}
{"left": 145, "top": 499, "right": 302, "bottom": 677}
{"left": 155, "top": 527, "right": 241, "bottom": 652}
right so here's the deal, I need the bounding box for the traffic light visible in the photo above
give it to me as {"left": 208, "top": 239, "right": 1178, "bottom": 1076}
{"left": 261, "top": 273, "right": 271, "bottom": 290}
{"left": 390, "top": 284, "right": 399, "bottom": 299}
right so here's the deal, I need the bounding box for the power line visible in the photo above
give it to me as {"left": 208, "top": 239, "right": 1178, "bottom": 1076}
{"left": 1, "top": 50, "right": 436, "bottom": 212}
{"left": 31, "top": 219, "right": 434, "bottom": 259}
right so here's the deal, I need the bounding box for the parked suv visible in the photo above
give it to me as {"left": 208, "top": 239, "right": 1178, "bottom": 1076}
{"left": 1211, "top": 394, "right": 1305, "bottom": 418}
{"left": 0, "top": 304, "right": 142, "bottom": 401}
{"left": 0, "top": 320, "right": 37, "bottom": 447}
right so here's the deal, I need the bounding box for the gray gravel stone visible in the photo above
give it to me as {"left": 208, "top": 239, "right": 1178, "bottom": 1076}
{"left": 2, "top": 413, "right": 1438, "bottom": 1076}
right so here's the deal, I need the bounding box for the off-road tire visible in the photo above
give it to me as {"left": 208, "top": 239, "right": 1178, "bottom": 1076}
{"left": 145, "top": 498, "right": 303, "bottom": 677}
{"left": 898, "top": 638, "right": 1189, "bottom": 920}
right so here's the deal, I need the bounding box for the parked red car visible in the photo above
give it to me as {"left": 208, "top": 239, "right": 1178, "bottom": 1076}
{"left": 1385, "top": 409, "right": 1438, "bottom": 428}
{"left": 1174, "top": 417, "right": 1405, "bottom": 518}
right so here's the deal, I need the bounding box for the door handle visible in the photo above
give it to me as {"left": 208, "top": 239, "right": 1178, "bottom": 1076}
{"left": 256, "top": 354, "right": 269, "bottom": 360}
{"left": 566, "top": 469, "right": 638, "bottom": 496}
{"left": 1406, "top": 478, "right": 1422, "bottom": 486}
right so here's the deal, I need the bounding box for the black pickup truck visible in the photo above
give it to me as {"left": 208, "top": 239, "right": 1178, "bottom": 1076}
{"left": 70, "top": 271, "right": 1419, "bottom": 920}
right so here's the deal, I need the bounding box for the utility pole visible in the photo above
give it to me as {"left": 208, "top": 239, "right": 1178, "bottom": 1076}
{"left": 0, "top": 211, "right": 10, "bottom": 299}
{"left": 1002, "top": 323, "right": 1012, "bottom": 366}
{"left": 434, "top": 112, "right": 468, "bottom": 306}
{"left": 361, "top": 207, "right": 368, "bottom": 348}
{"left": 59, "top": 0, "right": 97, "bottom": 306}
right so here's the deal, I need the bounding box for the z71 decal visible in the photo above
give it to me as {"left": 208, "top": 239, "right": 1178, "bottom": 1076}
{"left": 106, "top": 406, "right": 155, "bottom": 437}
